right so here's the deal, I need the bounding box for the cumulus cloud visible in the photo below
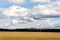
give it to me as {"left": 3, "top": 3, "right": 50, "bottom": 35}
{"left": 12, "top": 20, "right": 20, "bottom": 25}
{"left": 31, "top": 0, "right": 60, "bottom": 17}
{"left": 11, "top": 20, "right": 27, "bottom": 25}
{"left": 31, "top": 3, "right": 60, "bottom": 19}
{"left": 2, "top": 5, "right": 30, "bottom": 17}
{"left": 0, "top": 0, "right": 60, "bottom": 29}
{"left": 2, "top": 5, "right": 36, "bottom": 24}
{"left": 2, "top": 0, "right": 60, "bottom": 21}
{"left": 2, "top": 4, "right": 60, "bottom": 23}
{"left": 7, "top": 0, "right": 25, "bottom": 4}
{"left": 31, "top": 0, "right": 51, "bottom": 3}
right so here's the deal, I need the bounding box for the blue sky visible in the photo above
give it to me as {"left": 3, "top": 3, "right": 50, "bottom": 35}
{"left": 0, "top": 0, "right": 60, "bottom": 29}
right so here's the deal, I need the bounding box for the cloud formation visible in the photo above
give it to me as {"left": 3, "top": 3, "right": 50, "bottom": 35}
{"left": 32, "top": 2, "right": 60, "bottom": 18}
{"left": 36, "top": 18, "right": 60, "bottom": 29}
{"left": 2, "top": 5, "right": 36, "bottom": 25}
{"left": 2, "top": 0, "right": 60, "bottom": 19}
{"left": 31, "top": 0, "right": 51, "bottom": 3}
{"left": 52, "top": 22, "right": 60, "bottom": 29}
{"left": 7, "top": 0, "right": 25, "bottom": 4}
{"left": 0, "top": 0, "right": 60, "bottom": 29}
{"left": 2, "top": 3, "right": 60, "bottom": 24}
{"left": 3, "top": 5, "right": 30, "bottom": 17}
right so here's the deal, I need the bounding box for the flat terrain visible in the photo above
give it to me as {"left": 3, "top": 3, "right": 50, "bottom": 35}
{"left": 0, "top": 32, "right": 60, "bottom": 40}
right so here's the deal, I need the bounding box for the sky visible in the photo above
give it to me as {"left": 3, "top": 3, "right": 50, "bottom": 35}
{"left": 0, "top": 0, "right": 60, "bottom": 29}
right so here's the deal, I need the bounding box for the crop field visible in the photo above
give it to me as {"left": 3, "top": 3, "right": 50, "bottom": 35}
{"left": 0, "top": 32, "right": 60, "bottom": 40}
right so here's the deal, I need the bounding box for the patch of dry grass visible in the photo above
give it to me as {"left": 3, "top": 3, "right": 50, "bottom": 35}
{"left": 0, "top": 32, "right": 60, "bottom": 40}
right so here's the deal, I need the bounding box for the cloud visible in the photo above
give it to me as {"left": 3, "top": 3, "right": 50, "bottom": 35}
{"left": 37, "top": 23, "right": 43, "bottom": 28}
{"left": 7, "top": 0, "right": 25, "bottom": 4}
{"left": 1, "top": 0, "right": 60, "bottom": 29}
{"left": 0, "top": 8, "right": 7, "bottom": 12}
{"left": 42, "top": 18, "right": 60, "bottom": 29}
{"left": 35, "top": 18, "right": 55, "bottom": 29}
{"left": 0, "top": 8, "right": 3, "bottom": 11}
{"left": 2, "top": 5, "right": 36, "bottom": 24}
{"left": 52, "top": 22, "right": 60, "bottom": 29}
{"left": 2, "top": 3, "right": 60, "bottom": 23}
{"left": 2, "top": 5, "right": 30, "bottom": 17}
{"left": 12, "top": 20, "right": 20, "bottom": 25}
{"left": 0, "top": 18, "right": 11, "bottom": 28}
{"left": 11, "top": 20, "right": 27, "bottom": 25}
{"left": 0, "top": 18, "right": 59, "bottom": 29}
{"left": 2, "top": 0, "right": 60, "bottom": 21}
{"left": 44, "top": 18, "right": 55, "bottom": 27}
{"left": 31, "top": 3, "right": 60, "bottom": 19}
{"left": 31, "top": 0, "right": 51, "bottom": 3}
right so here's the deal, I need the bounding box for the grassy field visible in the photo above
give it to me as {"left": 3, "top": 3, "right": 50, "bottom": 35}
{"left": 0, "top": 32, "right": 60, "bottom": 40}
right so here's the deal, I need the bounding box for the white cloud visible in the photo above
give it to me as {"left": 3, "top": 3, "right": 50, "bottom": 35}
{"left": 0, "top": 8, "right": 6, "bottom": 12}
{"left": 2, "top": 5, "right": 30, "bottom": 17}
{"left": 31, "top": 0, "right": 51, "bottom": 3}
{"left": 52, "top": 22, "right": 60, "bottom": 29}
{"left": 7, "top": 0, "right": 25, "bottom": 4}
{"left": 0, "top": 19, "right": 11, "bottom": 29}
{"left": 11, "top": 19, "right": 27, "bottom": 25}
{"left": 36, "top": 18, "right": 55, "bottom": 29}
{"left": 37, "top": 23, "right": 43, "bottom": 27}
{"left": 12, "top": 20, "right": 20, "bottom": 25}
{"left": 42, "top": 18, "right": 60, "bottom": 29}
{"left": 0, "top": 8, "right": 3, "bottom": 11}
{"left": 33, "top": 4, "right": 59, "bottom": 15}
{"left": 44, "top": 18, "right": 55, "bottom": 27}
{"left": 31, "top": 0, "right": 60, "bottom": 16}
{"left": 31, "top": 3, "right": 60, "bottom": 18}
{"left": 1, "top": 0, "right": 60, "bottom": 29}
{"left": 2, "top": 0, "right": 60, "bottom": 21}
{"left": 2, "top": 4, "right": 60, "bottom": 23}
{"left": 2, "top": 5, "right": 36, "bottom": 23}
{"left": 2, "top": 6, "right": 19, "bottom": 17}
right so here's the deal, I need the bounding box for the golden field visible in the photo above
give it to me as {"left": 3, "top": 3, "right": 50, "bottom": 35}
{"left": 0, "top": 32, "right": 60, "bottom": 40}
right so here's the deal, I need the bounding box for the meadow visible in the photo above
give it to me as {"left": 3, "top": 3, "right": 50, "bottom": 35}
{"left": 0, "top": 32, "right": 60, "bottom": 40}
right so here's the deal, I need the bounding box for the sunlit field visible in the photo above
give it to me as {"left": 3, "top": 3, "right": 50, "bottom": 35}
{"left": 0, "top": 32, "right": 60, "bottom": 40}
